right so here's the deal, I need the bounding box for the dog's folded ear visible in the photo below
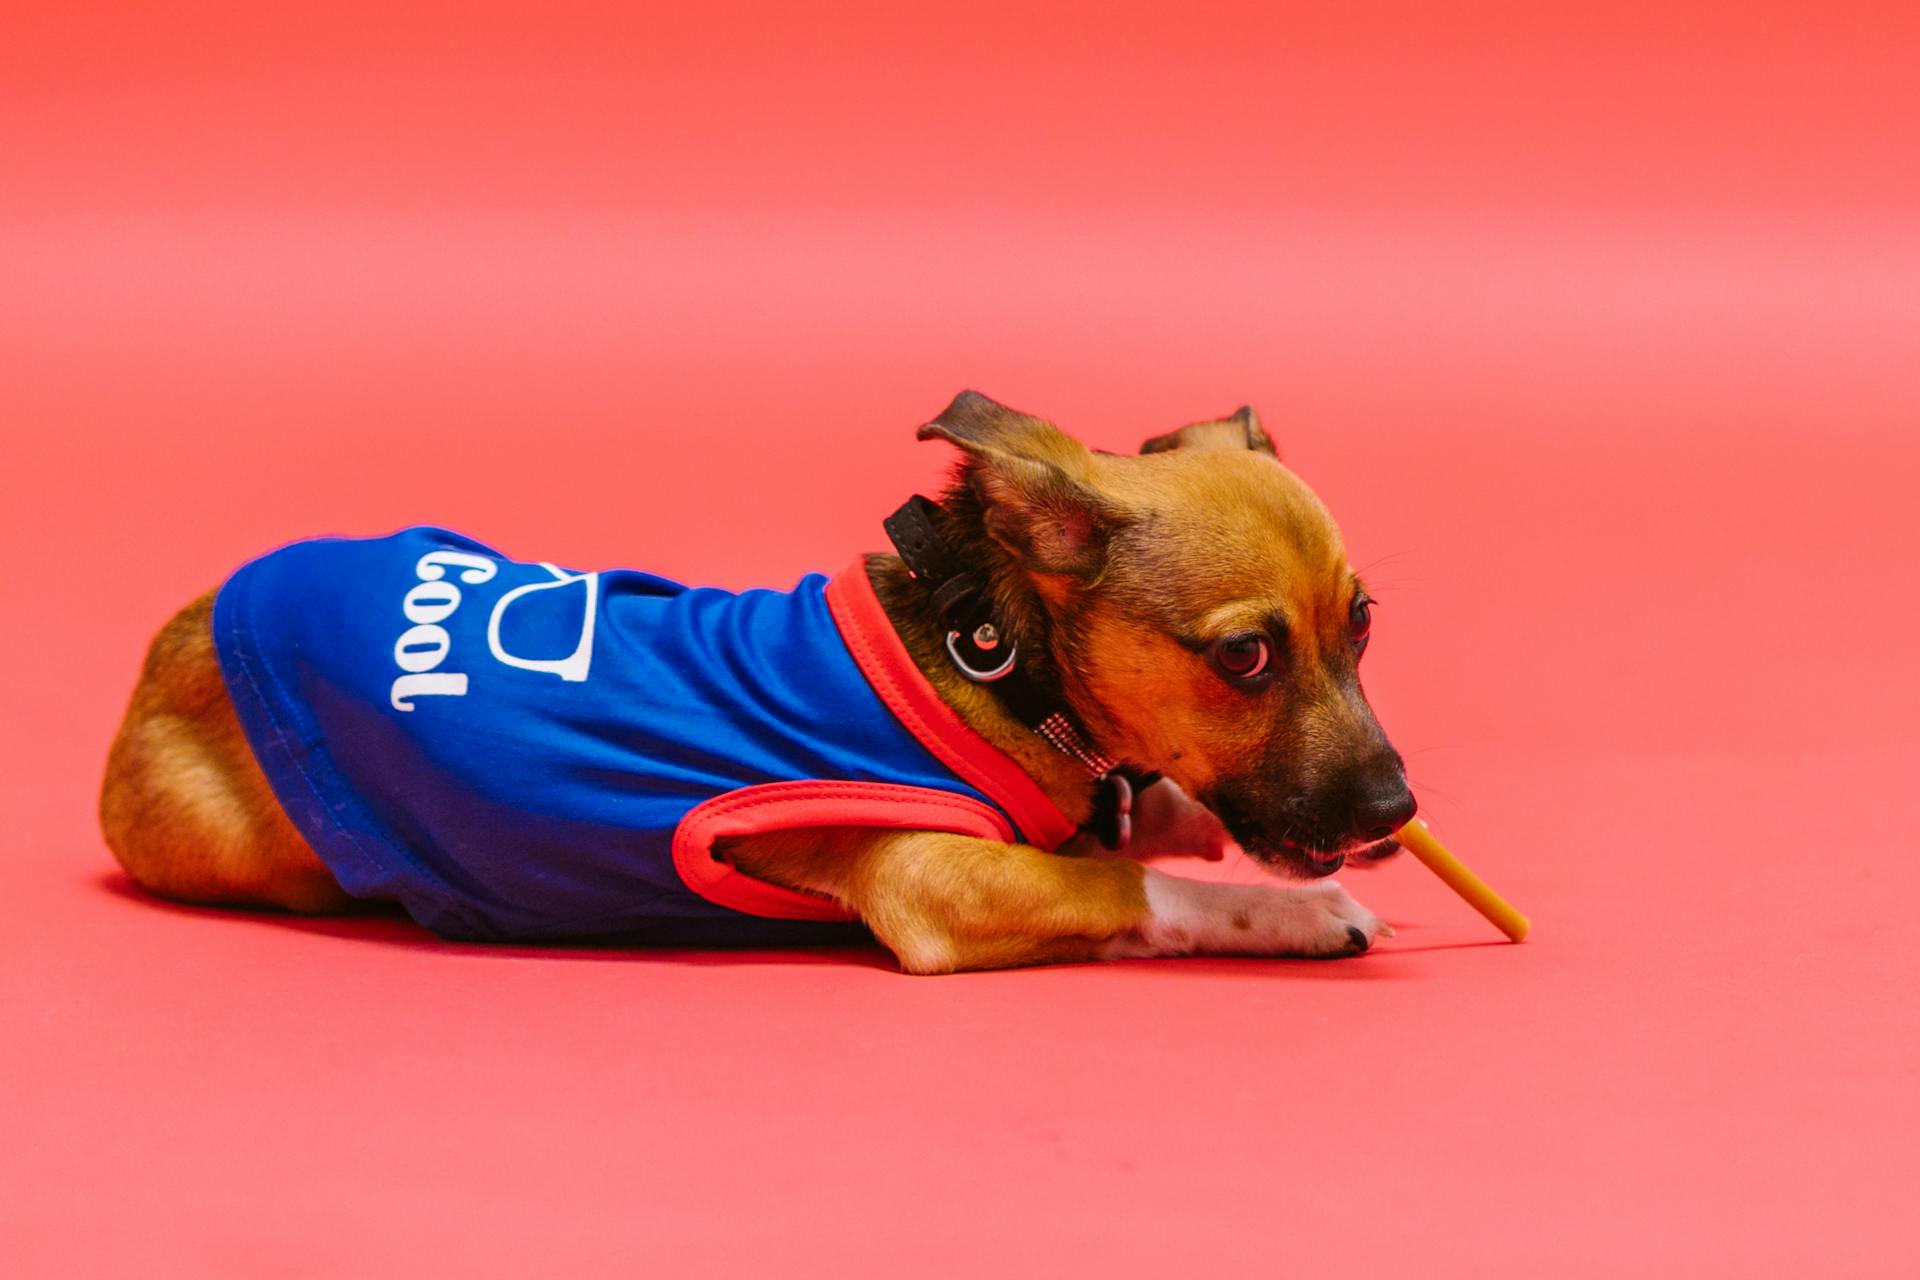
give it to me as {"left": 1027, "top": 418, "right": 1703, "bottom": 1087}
{"left": 1139, "top": 405, "right": 1278, "bottom": 458}
{"left": 918, "top": 391, "right": 1119, "bottom": 578}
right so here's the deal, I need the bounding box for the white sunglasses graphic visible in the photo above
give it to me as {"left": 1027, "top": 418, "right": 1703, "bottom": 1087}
{"left": 485, "top": 562, "right": 599, "bottom": 683}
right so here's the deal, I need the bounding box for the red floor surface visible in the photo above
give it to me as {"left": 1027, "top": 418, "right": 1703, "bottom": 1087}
{"left": 5, "top": 5, "right": 1918, "bottom": 1276}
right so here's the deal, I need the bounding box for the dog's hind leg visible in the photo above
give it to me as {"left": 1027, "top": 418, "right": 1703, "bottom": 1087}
{"left": 100, "top": 592, "right": 358, "bottom": 914}
{"left": 723, "top": 827, "right": 1388, "bottom": 973}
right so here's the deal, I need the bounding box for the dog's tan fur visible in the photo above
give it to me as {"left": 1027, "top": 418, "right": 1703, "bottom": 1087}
{"left": 100, "top": 594, "right": 356, "bottom": 914}
{"left": 101, "top": 394, "right": 1407, "bottom": 972}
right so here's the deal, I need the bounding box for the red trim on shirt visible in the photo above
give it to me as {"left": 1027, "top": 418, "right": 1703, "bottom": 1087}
{"left": 672, "top": 780, "right": 1017, "bottom": 921}
{"left": 672, "top": 561, "right": 1080, "bottom": 924}
{"left": 825, "top": 560, "right": 1080, "bottom": 853}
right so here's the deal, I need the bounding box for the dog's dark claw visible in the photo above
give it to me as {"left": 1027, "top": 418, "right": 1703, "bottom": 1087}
{"left": 1346, "top": 926, "right": 1369, "bottom": 953}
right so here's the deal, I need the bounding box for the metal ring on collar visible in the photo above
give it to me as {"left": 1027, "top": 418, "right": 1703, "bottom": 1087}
{"left": 945, "top": 630, "right": 1018, "bottom": 682}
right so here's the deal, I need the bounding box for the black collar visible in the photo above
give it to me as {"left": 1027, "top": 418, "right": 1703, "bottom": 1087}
{"left": 882, "top": 495, "right": 1157, "bottom": 849}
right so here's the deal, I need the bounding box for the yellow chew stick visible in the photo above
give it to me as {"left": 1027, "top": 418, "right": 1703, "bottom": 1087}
{"left": 1394, "top": 818, "right": 1531, "bottom": 942}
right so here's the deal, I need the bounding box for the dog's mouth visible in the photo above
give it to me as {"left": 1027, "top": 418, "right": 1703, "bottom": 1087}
{"left": 1274, "top": 836, "right": 1397, "bottom": 875}
{"left": 1211, "top": 797, "right": 1400, "bottom": 879}
{"left": 1273, "top": 835, "right": 1400, "bottom": 876}
{"left": 1230, "top": 824, "right": 1400, "bottom": 879}
{"left": 1281, "top": 838, "right": 1349, "bottom": 875}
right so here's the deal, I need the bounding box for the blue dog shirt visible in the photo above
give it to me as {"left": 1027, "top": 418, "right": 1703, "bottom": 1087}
{"left": 212, "top": 527, "right": 1076, "bottom": 944}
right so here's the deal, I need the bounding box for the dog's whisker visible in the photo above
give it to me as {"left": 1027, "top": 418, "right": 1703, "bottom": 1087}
{"left": 1354, "top": 550, "right": 1419, "bottom": 573}
{"left": 1409, "top": 780, "right": 1462, "bottom": 806}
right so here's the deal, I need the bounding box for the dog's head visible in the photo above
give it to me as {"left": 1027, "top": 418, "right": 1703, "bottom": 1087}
{"left": 922, "top": 390, "right": 1415, "bottom": 878}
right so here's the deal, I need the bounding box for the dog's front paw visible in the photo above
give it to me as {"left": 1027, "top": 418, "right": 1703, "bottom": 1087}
{"left": 1287, "top": 880, "right": 1393, "bottom": 956}
{"left": 1119, "top": 871, "right": 1392, "bottom": 960}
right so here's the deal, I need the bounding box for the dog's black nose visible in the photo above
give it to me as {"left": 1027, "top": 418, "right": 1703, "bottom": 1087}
{"left": 1351, "top": 762, "right": 1417, "bottom": 843}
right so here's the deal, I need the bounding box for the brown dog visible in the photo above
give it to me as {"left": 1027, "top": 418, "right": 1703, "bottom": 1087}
{"left": 100, "top": 392, "right": 1414, "bottom": 972}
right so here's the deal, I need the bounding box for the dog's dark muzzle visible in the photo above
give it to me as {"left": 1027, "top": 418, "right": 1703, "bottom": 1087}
{"left": 1214, "top": 750, "right": 1417, "bottom": 877}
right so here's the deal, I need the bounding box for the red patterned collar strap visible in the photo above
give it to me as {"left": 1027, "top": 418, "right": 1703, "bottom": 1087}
{"left": 824, "top": 561, "right": 1081, "bottom": 853}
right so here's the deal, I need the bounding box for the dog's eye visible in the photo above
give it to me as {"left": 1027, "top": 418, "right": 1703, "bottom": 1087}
{"left": 1349, "top": 598, "right": 1372, "bottom": 656}
{"left": 1211, "top": 632, "right": 1271, "bottom": 683}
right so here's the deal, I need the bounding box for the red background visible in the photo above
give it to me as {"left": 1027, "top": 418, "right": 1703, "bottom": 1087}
{"left": 4, "top": 4, "right": 1917, "bottom": 1274}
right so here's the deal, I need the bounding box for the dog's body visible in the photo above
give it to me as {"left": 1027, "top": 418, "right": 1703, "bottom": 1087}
{"left": 101, "top": 394, "right": 1415, "bottom": 972}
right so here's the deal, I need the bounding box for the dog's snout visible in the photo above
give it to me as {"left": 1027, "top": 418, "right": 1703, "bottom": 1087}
{"left": 1350, "top": 756, "right": 1417, "bottom": 843}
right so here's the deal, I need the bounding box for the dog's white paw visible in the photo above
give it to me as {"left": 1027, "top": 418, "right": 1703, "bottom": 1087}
{"left": 1281, "top": 879, "right": 1394, "bottom": 954}
{"left": 1108, "top": 870, "right": 1390, "bottom": 960}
